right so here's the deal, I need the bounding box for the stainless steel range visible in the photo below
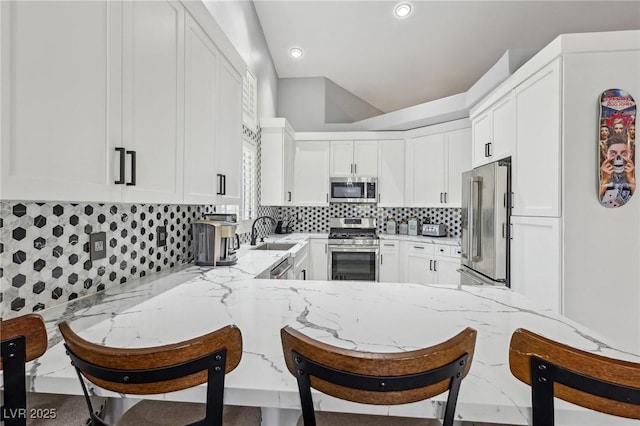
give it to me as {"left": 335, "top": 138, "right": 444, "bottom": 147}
{"left": 328, "top": 218, "right": 379, "bottom": 281}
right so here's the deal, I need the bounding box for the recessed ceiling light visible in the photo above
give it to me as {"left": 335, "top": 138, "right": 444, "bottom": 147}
{"left": 289, "top": 48, "right": 303, "bottom": 58}
{"left": 394, "top": 2, "right": 412, "bottom": 18}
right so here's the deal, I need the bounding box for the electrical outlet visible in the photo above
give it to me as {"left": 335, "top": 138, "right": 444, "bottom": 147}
{"left": 296, "top": 212, "right": 302, "bottom": 222}
{"left": 89, "top": 232, "right": 107, "bottom": 261}
{"left": 157, "top": 226, "right": 167, "bottom": 247}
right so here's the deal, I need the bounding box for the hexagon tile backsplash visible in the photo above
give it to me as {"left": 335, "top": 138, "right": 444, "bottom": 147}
{"left": 0, "top": 201, "right": 219, "bottom": 318}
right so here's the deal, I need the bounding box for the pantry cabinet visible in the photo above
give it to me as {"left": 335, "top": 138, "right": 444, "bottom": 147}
{"left": 471, "top": 92, "right": 515, "bottom": 167}
{"left": 512, "top": 58, "right": 561, "bottom": 217}
{"left": 1, "top": 0, "right": 244, "bottom": 204}
{"left": 294, "top": 141, "right": 331, "bottom": 206}
{"left": 260, "top": 119, "right": 296, "bottom": 206}
{"left": 330, "top": 140, "right": 378, "bottom": 177}
{"left": 405, "top": 128, "right": 471, "bottom": 207}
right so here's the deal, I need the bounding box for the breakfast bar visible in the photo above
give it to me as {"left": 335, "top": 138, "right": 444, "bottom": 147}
{"left": 8, "top": 241, "right": 637, "bottom": 426}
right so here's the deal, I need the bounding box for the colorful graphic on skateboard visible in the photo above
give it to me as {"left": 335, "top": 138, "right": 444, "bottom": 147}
{"left": 598, "top": 89, "right": 636, "bottom": 208}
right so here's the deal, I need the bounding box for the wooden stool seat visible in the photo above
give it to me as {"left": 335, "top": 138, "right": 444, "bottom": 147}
{"left": 281, "top": 326, "right": 477, "bottom": 426}
{"left": 509, "top": 328, "right": 640, "bottom": 425}
{"left": 1, "top": 314, "right": 101, "bottom": 426}
{"left": 59, "top": 321, "right": 244, "bottom": 426}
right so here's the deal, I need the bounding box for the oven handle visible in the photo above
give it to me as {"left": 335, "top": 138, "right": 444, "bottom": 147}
{"left": 327, "top": 245, "right": 380, "bottom": 253}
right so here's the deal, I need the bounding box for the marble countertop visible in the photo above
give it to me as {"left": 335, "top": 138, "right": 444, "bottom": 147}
{"left": 8, "top": 235, "right": 638, "bottom": 426}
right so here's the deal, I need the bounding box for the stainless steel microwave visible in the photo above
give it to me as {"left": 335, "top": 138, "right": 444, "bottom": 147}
{"left": 329, "top": 177, "right": 377, "bottom": 203}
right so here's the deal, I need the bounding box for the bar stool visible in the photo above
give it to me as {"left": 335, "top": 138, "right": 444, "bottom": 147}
{"left": 59, "top": 321, "right": 260, "bottom": 426}
{"left": 280, "top": 326, "right": 477, "bottom": 426}
{"left": 1, "top": 314, "right": 103, "bottom": 426}
{"left": 509, "top": 328, "right": 640, "bottom": 425}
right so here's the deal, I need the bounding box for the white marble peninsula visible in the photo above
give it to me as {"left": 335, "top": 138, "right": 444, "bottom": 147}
{"left": 9, "top": 236, "right": 640, "bottom": 426}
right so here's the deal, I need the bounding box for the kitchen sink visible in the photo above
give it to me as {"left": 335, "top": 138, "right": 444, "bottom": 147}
{"left": 251, "top": 242, "right": 297, "bottom": 251}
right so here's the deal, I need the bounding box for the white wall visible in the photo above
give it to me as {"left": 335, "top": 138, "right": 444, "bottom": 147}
{"left": 202, "top": 0, "right": 278, "bottom": 119}
{"left": 562, "top": 50, "right": 640, "bottom": 354}
{"left": 278, "top": 77, "right": 327, "bottom": 131}
{"left": 324, "top": 78, "right": 382, "bottom": 123}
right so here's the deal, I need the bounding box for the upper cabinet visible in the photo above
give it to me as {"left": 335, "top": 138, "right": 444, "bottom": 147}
{"left": 471, "top": 92, "right": 515, "bottom": 167}
{"left": 330, "top": 140, "right": 378, "bottom": 177}
{"left": 1, "top": 0, "right": 244, "bottom": 205}
{"left": 512, "top": 59, "right": 561, "bottom": 217}
{"left": 377, "top": 140, "right": 405, "bottom": 207}
{"left": 405, "top": 127, "right": 471, "bottom": 207}
{"left": 294, "top": 141, "right": 330, "bottom": 206}
{"left": 0, "top": 1, "right": 121, "bottom": 202}
{"left": 121, "top": 0, "right": 184, "bottom": 204}
{"left": 260, "top": 119, "right": 296, "bottom": 206}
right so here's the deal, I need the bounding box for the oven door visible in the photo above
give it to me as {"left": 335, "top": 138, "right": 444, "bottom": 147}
{"left": 328, "top": 245, "right": 379, "bottom": 281}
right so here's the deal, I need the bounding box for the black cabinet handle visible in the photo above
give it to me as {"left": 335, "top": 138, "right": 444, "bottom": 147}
{"left": 288, "top": 191, "right": 292, "bottom": 202}
{"left": 222, "top": 174, "right": 227, "bottom": 195}
{"left": 429, "top": 259, "right": 433, "bottom": 271}
{"left": 114, "top": 147, "right": 125, "bottom": 184}
{"left": 444, "top": 192, "right": 448, "bottom": 203}
{"left": 302, "top": 270, "right": 306, "bottom": 280}
{"left": 484, "top": 143, "right": 489, "bottom": 157}
{"left": 126, "top": 150, "right": 136, "bottom": 186}
{"left": 216, "top": 174, "right": 224, "bottom": 195}
{"left": 434, "top": 260, "right": 437, "bottom": 272}
{"left": 487, "top": 142, "right": 492, "bottom": 157}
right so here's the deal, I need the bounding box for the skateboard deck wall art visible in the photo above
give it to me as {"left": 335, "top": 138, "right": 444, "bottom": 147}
{"left": 598, "top": 89, "right": 636, "bottom": 208}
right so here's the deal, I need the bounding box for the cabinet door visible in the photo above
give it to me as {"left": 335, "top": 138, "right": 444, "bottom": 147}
{"left": 309, "top": 240, "right": 328, "bottom": 280}
{"left": 294, "top": 141, "right": 330, "bottom": 206}
{"left": 510, "top": 216, "right": 561, "bottom": 313}
{"left": 217, "top": 59, "right": 243, "bottom": 205}
{"left": 445, "top": 128, "right": 471, "bottom": 206}
{"left": 330, "top": 141, "right": 354, "bottom": 177}
{"left": 283, "top": 130, "right": 295, "bottom": 205}
{"left": 379, "top": 240, "right": 400, "bottom": 283}
{"left": 353, "top": 140, "right": 378, "bottom": 176}
{"left": 407, "top": 134, "right": 445, "bottom": 206}
{"left": 122, "top": 0, "right": 184, "bottom": 204}
{"left": 434, "top": 257, "right": 460, "bottom": 285}
{"left": 406, "top": 244, "right": 435, "bottom": 284}
{"left": 490, "top": 93, "right": 515, "bottom": 161}
{"left": 183, "top": 13, "right": 219, "bottom": 204}
{"left": 472, "top": 111, "right": 492, "bottom": 167}
{"left": 377, "top": 140, "right": 405, "bottom": 207}
{"left": 513, "top": 59, "right": 561, "bottom": 217}
{"left": 1, "top": 1, "right": 121, "bottom": 202}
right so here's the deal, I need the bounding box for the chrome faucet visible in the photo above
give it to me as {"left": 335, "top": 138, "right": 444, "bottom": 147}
{"left": 250, "top": 216, "right": 277, "bottom": 245}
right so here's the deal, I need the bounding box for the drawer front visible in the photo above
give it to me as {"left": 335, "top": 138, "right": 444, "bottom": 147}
{"left": 408, "top": 243, "right": 435, "bottom": 256}
{"left": 449, "top": 246, "right": 462, "bottom": 258}
{"left": 435, "top": 245, "right": 449, "bottom": 256}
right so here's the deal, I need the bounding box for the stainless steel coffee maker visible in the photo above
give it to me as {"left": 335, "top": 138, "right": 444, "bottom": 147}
{"left": 192, "top": 219, "right": 240, "bottom": 266}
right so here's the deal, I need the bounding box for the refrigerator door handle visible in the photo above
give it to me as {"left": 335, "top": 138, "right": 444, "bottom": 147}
{"left": 471, "top": 176, "right": 482, "bottom": 262}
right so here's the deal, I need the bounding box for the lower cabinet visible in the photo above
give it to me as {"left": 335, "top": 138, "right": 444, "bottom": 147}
{"left": 309, "top": 239, "right": 328, "bottom": 280}
{"left": 510, "top": 216, "right": 561, "bottom": 313}
{"left": 405, "top": 242, "right": 436, "bottom": 284}
{"left": 401, "top": 241, "right": 461, "bottom": 285}
{"left": 293, "top": 243, "right": 310, "bottom": 280}
{"left": 379, "top": 240, "right": 401, "bottom": 283}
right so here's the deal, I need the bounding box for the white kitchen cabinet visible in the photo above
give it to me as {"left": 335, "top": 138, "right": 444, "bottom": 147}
{"left": 330, "top": 140, "right": 378, "bottom": 177}
{"left": 121, "top": 0, "right": 185, "bottom": 204}
{"left": 405, "top": 128, "right": 470, "bottom": 207}
{"left": 309, "top": 239, "right": 328, "bottom": 280}
{"left": 260, "top": 119, "right": 296, "bottom": 206}
{"left": 294, "top": 243, "right": 310, "bottom": 281}
{"left": 0, "top": 0, "right": 122, "bottom": 202}
{"left": 183, "top": 13, "right": 220, "bottom": 205}
{"left": 294, "top": 141, "right": 330, "bottom": 206}
{"left": 1, "top": 1, "right": 243, "bottom": 205}
{"left": 216, "top": 60, "right": 243, "bottom": 205}
{"left": 513, "top": 58, "right": 561, "bottom": 217}
{"left": 377, "top": 140, "right": 405, "bottom": 207}
{"left": 405, "top": 242, "right": 435, "bottom": 284}
{"left": 471, "top": 92, "right": 515, "bottom": 167}
{"left": 433, "top": 245, "right": 461, "bottom": 285}
{"left": 510, "top": 216, "right": 561, "bottom": 313}
{"left": 379, "top": 240, "right": 401, "bottom": 283}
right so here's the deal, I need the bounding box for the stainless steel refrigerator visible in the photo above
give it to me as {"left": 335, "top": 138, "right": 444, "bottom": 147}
{"left": 459, "top": 159, "right": 511, "bottom": 286}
